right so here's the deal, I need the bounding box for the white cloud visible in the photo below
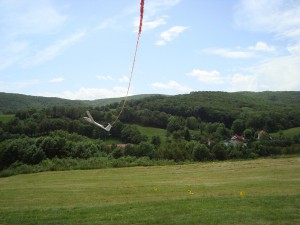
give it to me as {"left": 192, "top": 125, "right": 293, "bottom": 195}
{"left": 227, "top": 74, "right": 257, "bottom": 92}
{"left": 151, "top": 80, "right": 192, "bottom": 92}
{"left": 0, "top": 1, "right": 69, "bottom": 70}
{"left": 227, "top": 55, "right": 300, "bottom": 91}
{"left": 156, "top": 26, "right": 188, "bottom": 45}
{"left": 0, "top": 0, "right": 66, "bottom": 36}
{"left": 186, "top": 69, "right": 224, "bottom": 84}
{"left": 186, "top": 68, "right": 259, "bottom": 92}
{"left": 234, "top": 0, "right": 300, "bottom": 40}
{"left": 146, "top": 0, "right": 181, "bottom": 16}
{"left": 205, "top": 48, "right": 254, "bottom": 59}
{"left": 118, "top": 76, "right": 129, "bottom": 83}
{"left": 204, "top": 41, "right": 276, "bottom": 59}
{"left": 96, "top": 75, "right": 129, "bottom": 83}
{"left": 49, "top": 77, "right": 65, "bottom": 83}
{"left": 0, "top": 41, "right": 29, "bottom": 70}
{"left": 135, "top": 17, "right": 167, "bottom": 31}
{"left": 0, "top": 80, "right": 40, "bottom": 92}
{"left": 287, "top": 44, "right": 300, "bottom": 55}
{"left": 57, "top": 86, "right": 128, "bottom": 100}
{"left": 247, "top": 55, "right": 300, "bottom": 91}
{"left": 22, "top": 30, "right": 86, "bottom": 67}
{"left": 96, "top": 16, "right": 119, "bottom": 30}
{"left": 248, "top": 41, "right": 276, "bottom": 52}
{"left": 97, "top": 75, "right": 114, "bottom": 81}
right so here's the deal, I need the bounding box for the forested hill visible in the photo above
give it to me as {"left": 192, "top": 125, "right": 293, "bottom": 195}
{"left": 118, "top": 91, "right": 300, "bottom": 128}
{"left": 1, "top": 91, "right": 300, "bottom": 172}
{"left": 1, "top": 91, "right": 300, "bottom": 126}
{"left": 0, "top": 92, "right": 156, "bottom": 113}
{"left": 125, "top": 91, "right": 300, "bottom": 117}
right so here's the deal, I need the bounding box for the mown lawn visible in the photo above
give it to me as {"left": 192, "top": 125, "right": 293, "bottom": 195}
{"left": 0, "top": 156, "right": 299, "bottom": 225}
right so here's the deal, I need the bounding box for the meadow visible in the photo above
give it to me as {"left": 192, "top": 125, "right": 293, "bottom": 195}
{"left": 0, "top": 114, "right": 14, "bottom": 123}
{"left": 0, "top": 156, "right": 299, "bottom": 225}
{"left": 271, "top": 127, "right": 300, "bottom": 138}
{"left": 135, "top": 124, "right": 167, "bottom": 142}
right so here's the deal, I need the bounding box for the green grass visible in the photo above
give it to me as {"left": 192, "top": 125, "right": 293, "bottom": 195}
{"left": 135, "top": 124, "right": 167, "bottom": 142}
{"left": 271, "top": 127, "right": 300, "bottom": 138}
{"left": 0, "top": 114, "right": 14, "bottom": 122}
{"left": 0, "top": 156, "right": 299, "bottom": 225}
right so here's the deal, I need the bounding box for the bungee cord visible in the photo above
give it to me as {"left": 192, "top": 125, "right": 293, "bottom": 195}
{"left": 84, "top": 0, "right": 145, "bottom": 131}
{"left": 111, "top": 0, "right": 145, "bottom": 126}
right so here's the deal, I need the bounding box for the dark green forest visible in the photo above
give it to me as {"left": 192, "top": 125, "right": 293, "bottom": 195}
{"left": 1, "top": 91, "right": 300, "bottom": 176}
{"left": 0, "top": 92, "right": 157, "bottom": 114}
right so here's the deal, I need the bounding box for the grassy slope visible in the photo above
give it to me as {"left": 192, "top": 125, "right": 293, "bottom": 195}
{"left": 271, "top": 127, "right": 300, "bottom": 138}
{"left": 0, "top": 114, "right": 14, "bottom": 122}
{"left": 0, "top": 156, "right": 299, "bottom": 225}
{"left": 135, "top": 124, "right": 167, "bottom": 142}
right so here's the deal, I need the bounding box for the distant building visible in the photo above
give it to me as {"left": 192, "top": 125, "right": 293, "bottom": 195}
{"left": 231, "top": 135, "right": 245, "bottom": 142}
{"left": 117, "top": 144, "right": 127, "bottom": 148}
{"left": 229, "top": 134, "right": 247, "bottom": 147}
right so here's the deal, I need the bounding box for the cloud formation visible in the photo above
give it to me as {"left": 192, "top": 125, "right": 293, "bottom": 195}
{"left": 22, "top": 31, "right": 86, "bottom": 67}
{"left": 186, "top": 69, "right": 224, "bottom": 84}
{"left": 49, "top": 77, "right": 65, "bottom": 83}
{"left": 156, "top": 26, "right": 188, "bottom": 45}
{"left": 146, "top": 0, "right": 181, "bottom": 16}
{"left": 0, "top": 80, "right": 40, "bottom": 93}
{"left": 97, "top": 75, "right": 129, "bottom": 83}
{"left": 0, "top": 0, "right": 66, "bottom": 36}
{"left": 234, "top": 0, "right": 300, "bottom": 41}
{"left": 41, "top": 86, "right": 129, "bottom": 100}
{"left": 151, "top": 80, "right": 192, "bottom": 92}
{"left": 248, "top": 42, "right": 276, "bottom": 52}
{"left": 205, "top": 48, "right": 255, "bottom": 59}
{"left": 136, "top": 17, "right": 167, "bottom": 31}
{"left": 204, "top": 41, "right": 276, "bottom": 59}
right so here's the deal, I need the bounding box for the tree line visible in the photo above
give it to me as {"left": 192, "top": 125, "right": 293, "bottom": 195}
{"left": 1, "top": 92, "right": 300, "bottom": 173}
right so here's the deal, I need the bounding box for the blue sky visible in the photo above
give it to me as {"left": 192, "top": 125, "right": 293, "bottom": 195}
{"left": 0, "top": 0, "right": 299, "bottom": 100}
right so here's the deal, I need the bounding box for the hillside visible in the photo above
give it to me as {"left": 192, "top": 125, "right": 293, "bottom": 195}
{"left": 131, "top": 91, "right": 300, "bottom": 115}
{"left": 1, "top": 91, "right": 300, "bottom": 176}
{"left": 0, "top": 92, "right": 157, "bottom": 113}
{"left": 121, "top": 91, "right": 300, "bottom": 128}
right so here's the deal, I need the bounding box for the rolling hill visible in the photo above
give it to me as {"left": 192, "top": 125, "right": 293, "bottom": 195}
{"left": 0, "top": 92, "right": 158, "bottom": 113}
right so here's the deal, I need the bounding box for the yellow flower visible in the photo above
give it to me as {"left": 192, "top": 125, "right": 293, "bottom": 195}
{"left": 240, "top": 191, "right": 246, "bottom": 197}
{"left": 188, "top": 190, "right": 194, "bottom": 195}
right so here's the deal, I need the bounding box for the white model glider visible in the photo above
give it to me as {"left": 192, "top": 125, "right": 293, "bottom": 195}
{"left": 83, "top": 111, "right": 112, "bottom": 132}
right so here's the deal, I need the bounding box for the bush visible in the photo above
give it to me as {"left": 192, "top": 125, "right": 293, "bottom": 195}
{"left": 192, "top": 143, "right": 212, "bottom": 161}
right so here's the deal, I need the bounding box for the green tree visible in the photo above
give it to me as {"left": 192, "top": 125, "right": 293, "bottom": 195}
{"left": 192, "top": 143, "right": 211, "bottom": 161}
{"left": 136, "top": 142, "right": 154, "bottom": 158}
{"left": 166, "top": 116, "right": 184, "bottom": 133}
{"left": 22, "top": 145, "right": 45, "bottom": 164}
{"left": 39, "top": 137, "right": 66, "bottom": 159}
{"left": 121, "top": 125, "right": 147, "bottom": 144}
{"left": 151, "top": 135, "right": 161, "bottom": 147}
{"left": 212, "top": 143, "right": 227, "bottom": 160}
{"left": 186, "top": 116, "right": 199, "bottom": 130}
{"left": 243, "top": 129, "right": 253, "bottom": 140}
{"left": 231, "top": 119, "right": 245, "bottom": 135}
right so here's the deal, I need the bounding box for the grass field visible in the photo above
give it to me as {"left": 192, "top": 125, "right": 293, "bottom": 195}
{"left": 0, "top": 114, "right": 14, "bottom": 123}
{"left": 271, "top": 127, "right": 300, "bottom": 138}
{"left": 0, "top": 156, "right": 299, "bottom": 225}
{"left": 135, "top": 124, "right": 167, "bottom": 142}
